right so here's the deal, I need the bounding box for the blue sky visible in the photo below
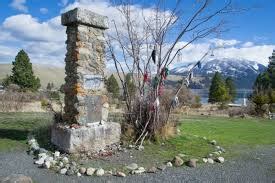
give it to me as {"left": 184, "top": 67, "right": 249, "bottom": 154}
{"left": 0, "top": 0, "right": 274, "bottom": 66}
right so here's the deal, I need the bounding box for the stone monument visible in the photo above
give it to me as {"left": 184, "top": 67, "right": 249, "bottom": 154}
{"left": 51, "top": 8, "right": 121, "bottom": 153}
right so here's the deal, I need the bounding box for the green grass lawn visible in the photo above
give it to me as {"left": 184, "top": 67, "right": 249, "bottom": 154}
{"left": 141, "top": 115, "right": 275, "bottom": 164}
{"left": 0, "top": 112, "right": 274, "bottom": 167}
{"left": 0, "top": 112, "right": 52, "bottom": 151}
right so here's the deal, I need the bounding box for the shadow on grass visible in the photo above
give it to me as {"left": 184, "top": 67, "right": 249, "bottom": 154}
{"left": 32, "top": 124, "right": 55, "bottom": 151}
{"left": 0, "top": 129, "right": 29, "bottom": 141}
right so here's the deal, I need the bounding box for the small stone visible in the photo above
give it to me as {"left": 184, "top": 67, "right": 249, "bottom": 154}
{"left": 157, "top": 165, "right": 166, "bottom": 171}
{"left": 172, "top": 156, "right": 184, "bottom": 167}
{"left": 1, "top": 174, "right": 33, "bottom": 183}
{"left": 116, "top": 171, "right": 126, "bottom": 177}
{"left": 216, "top": 145, "right": 221, "bottom": 150}
{"left": 131, "top": 167, "right": 145, "bottom": 174}
{"left": 137, "top": 145, "right": 144, "bottom": 151}
{"left": 125, "top": 163, "right": 138, "bottom": 170}
{"left": 216, "top": 157, "right": 225, "bottom": 163}
{"left": 166, "top": 162, "right": 173, "bottom": 167}
{"left": 188, "top": 159, "right": 198, "bottom": 168}
{"left": 208, "top": 153, "right": 213, "bottom": 157}
{"left": 105, "top": 170, "right": 113, "bottom": 175}
{"left": 147, "top": 166, "right": 157, "bottom": 173}
{"left": 45, "top": 156, "right": 54, "bottom": 162}
{"left": 77, "top": 172, "right": 81, "bottom": 177}
{"left": 62, "top": 157, "right": 69, "bottom": 164}
{"left": 54, "top": 151, "right": 60, "bottom": 158}
{"left": 207, "top": 158, "right": 214, "bottom": 164}
{"left": 218, "top": 150, "right": 222, "bottom": 154}
{"left": 79, "top": 167, "right": 86, "bottom": 174}
{"left": 66, "top": 168, "right": 75, "bottom": 176}
{"left": 51, "top": 160, "right": 57, "bottom": 166}
{"left": 86, "top": 167, "right": 96, "bottom": 176}
{"left": 60, "top": 168, "right": 67, "bottom": 175}
{"left": 128, "top": 144, "right": 134, "bottom": 148}
{"left": 96, "top": 168, "right": 104, "bottom": 176}
{"left": 203, "top": 136, "right": 207, "bottom": 140}
{"left": 44, "top": 161, "right": 51, "bottom": 169}
{"left": 202, "top": 158, "right": 208, "bottom": 163}
{"left": 34, "top": 158, "right": 44, "bottom": 165}
{"left": 210, "top": 140, "right": 217, "bottom": 145}
{"left": 59, "top": 161, "right": 64, "bottom": 168}
{"left": 38, "top": 153, "right": 47, "bottom": 159}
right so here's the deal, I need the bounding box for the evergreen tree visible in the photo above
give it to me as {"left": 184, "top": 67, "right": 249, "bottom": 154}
{"left": 106, "top": 74, "right": 120, "bottom": 98}
{"left": 254, "top": 49, "right": 275, "bottom": 91}
{"left": 10, "top": 50, "right": 41, "bottom": 91}
{"left": 125, "top": 73, "right": 136, "bottom": 98}
{"left": 46, "top": 82, "right": 52, "bottom": 91}
{"left": 208, "top": 72, "right": 229, "bottom": 103}
{"left": 225, "top": 77, "right": 236, "bottom": 102}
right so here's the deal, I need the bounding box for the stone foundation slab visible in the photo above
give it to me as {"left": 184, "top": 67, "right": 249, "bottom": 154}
{"left": 51, "top": 122, "right": 121, "bottom": 153}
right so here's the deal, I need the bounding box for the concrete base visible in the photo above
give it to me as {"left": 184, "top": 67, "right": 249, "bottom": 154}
{"left": 51, "top": 122, "right": 121, "bottom": 153}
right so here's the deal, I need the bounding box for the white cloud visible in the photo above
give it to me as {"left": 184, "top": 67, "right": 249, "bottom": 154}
{"left": 0, "top": 0, "right": 274, "bottom": 68}
{"left": 3, "top": 14, "right": 65, "bottom": 42}
{"left": 40, "top": 8, "right": 48, "bottom": 14}
{"left": 9, "top": 0, "right": 28, "bottom": 13}
{"left": 59, "top": 0, "right": 69, "bottom": 7}
{"left": 242, "top": 42, "right": 254, "bottom": 47}
{"left": 209, "top": 38, "right": 240, "bottom": 48}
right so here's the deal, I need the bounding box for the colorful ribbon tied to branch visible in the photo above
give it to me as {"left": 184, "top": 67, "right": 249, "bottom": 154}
{"left": 151, "top": 49, "right": 156, "bottom": 64}
{"left": 143, "top": 72, "right": 149, "bottom": 82}
{"left": 161, "top": 67, "right": 169, "bottom": 80}
{"left": 172, "top": 95, "right": 179, "bottom": 108}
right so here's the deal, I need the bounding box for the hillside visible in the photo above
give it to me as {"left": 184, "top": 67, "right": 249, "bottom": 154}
{"left": 0, "top": 64, "right": 65, "bottom": 88}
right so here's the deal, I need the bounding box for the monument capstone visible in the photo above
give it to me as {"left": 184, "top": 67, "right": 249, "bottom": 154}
{"left": 51, "top": 8, "right": 121, "bottom": 153}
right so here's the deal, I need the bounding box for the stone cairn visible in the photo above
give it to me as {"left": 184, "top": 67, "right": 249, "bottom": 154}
{"left": 51, "top": 8, "right": 121, "bottom": 153}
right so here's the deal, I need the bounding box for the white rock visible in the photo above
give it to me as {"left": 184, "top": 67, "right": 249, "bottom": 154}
{"left": 116, "top": 171, "right": 126, "bottom": 177}
{"left": 38, "top": 153, "right": 47, "bottom": 159}
{"left": 203, "top": 137, "right": 207, "bottom": 140}
{"left": 125, "top": 163, "right": 138, "bottom": 170}
{"left": 166, "top": 162, "right": 173, "bottom": 167}
{"left": 34, "top": 158, "right": 44, "bottom": 165}
{"left": 44, "top": 161, "right": 51, "bottom": 169}
{"left": 132, "top": 167, "right": 145, "bottom": 174}
{"left": 45, "top": 156, "right": 53, "bottom": 162}
{"left": 86, "top": 167, "right": 96, "bottom": 176}
{"left": 28, "top": 139, "right": 36, "bottom": 145}
{"left": 138, "top": 145, "right": 144, "bottom": 151}
{"left": 51, "top": 160, "right": 57, "bottom": 166}
{"left": 62, "top": 157, "right": 69, "bottom": 164}
{"left": 54, "top": 151, "right": 60, "bottom": 158}
{"left": 210, "top": 140, "right": 217, "bottom": 145}
{"left": 59, "top": 161, "right": 64, "bottom": 168}
{"left": 202, "top": 158, "right": 208, "bottom": 163}
{"left": 60, "top": 168, "right": 67, "bottom": 175}
{"left": 216, "top": 157, "right": 225, "bottom": 163}
{"left": 96, "top": 168, "right": 104, "bottom": 176}
{"left": 207, "top": 158, "right": 214, "bottom": 164}
{"left": 213, "top": 151, "right": 220, "bottom": 155}
{"left": 77, "top": 172, "right": 81, "bottom": 177}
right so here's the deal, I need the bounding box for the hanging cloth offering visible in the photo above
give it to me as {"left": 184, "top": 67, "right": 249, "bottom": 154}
{"left": 189, "top": 72, "right": 193, "bottom": 80}
{"left": 197, "top": 61, "right": 201, "bottom": 69}
{"left": 143, "top": 72, "right": 149, "bottom": 83}
{"left": 153, "top": 97, "right": 160, "bottom": 108}
{"left": 172, "top": 95, "right": 179, "bottom": 108}
{"left": 151, "top": 49, "right": 156, "bottom": 64}
{"left": 152, "top": 76, "right": 159, "bottom": 88}
{"left": 160, "top": 67, "right": 169, "bottom": 80}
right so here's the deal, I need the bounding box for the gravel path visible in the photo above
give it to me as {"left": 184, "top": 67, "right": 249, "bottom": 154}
{"left": 0, "top": 146, "right": 274, "bottom": 183}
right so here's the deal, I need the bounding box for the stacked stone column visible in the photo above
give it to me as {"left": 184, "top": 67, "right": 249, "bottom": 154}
{"left": 62, "top": 8, "right": 108, "bottom": 125}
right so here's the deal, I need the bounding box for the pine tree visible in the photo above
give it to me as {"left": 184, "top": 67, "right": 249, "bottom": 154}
{"left": 125, "top": 73, "right": 136, "bottom": 98}
{"left": 208, "top": 72, "right": 229, "bottom": 103}
{"left": 225, "top": 77, "right": 236, "bottom": 102}
{"left": 10, "top": 50, "right": 41, "bottom": 91}
{"left": 106, "top": 74, "right": 120, "bottom": 98}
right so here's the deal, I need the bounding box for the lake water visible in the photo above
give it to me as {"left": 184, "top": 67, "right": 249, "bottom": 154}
{"left": 191, "top": 89, "right": 253, "bottom": 104}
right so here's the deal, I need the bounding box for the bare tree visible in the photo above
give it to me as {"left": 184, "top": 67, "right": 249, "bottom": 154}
{"left": 106, "top": 0, "right": 238, "bottom": 146}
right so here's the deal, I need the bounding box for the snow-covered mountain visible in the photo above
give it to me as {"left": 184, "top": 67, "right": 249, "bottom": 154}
{"left": 170, "top": 58, "right": 267, "bottom": 89}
